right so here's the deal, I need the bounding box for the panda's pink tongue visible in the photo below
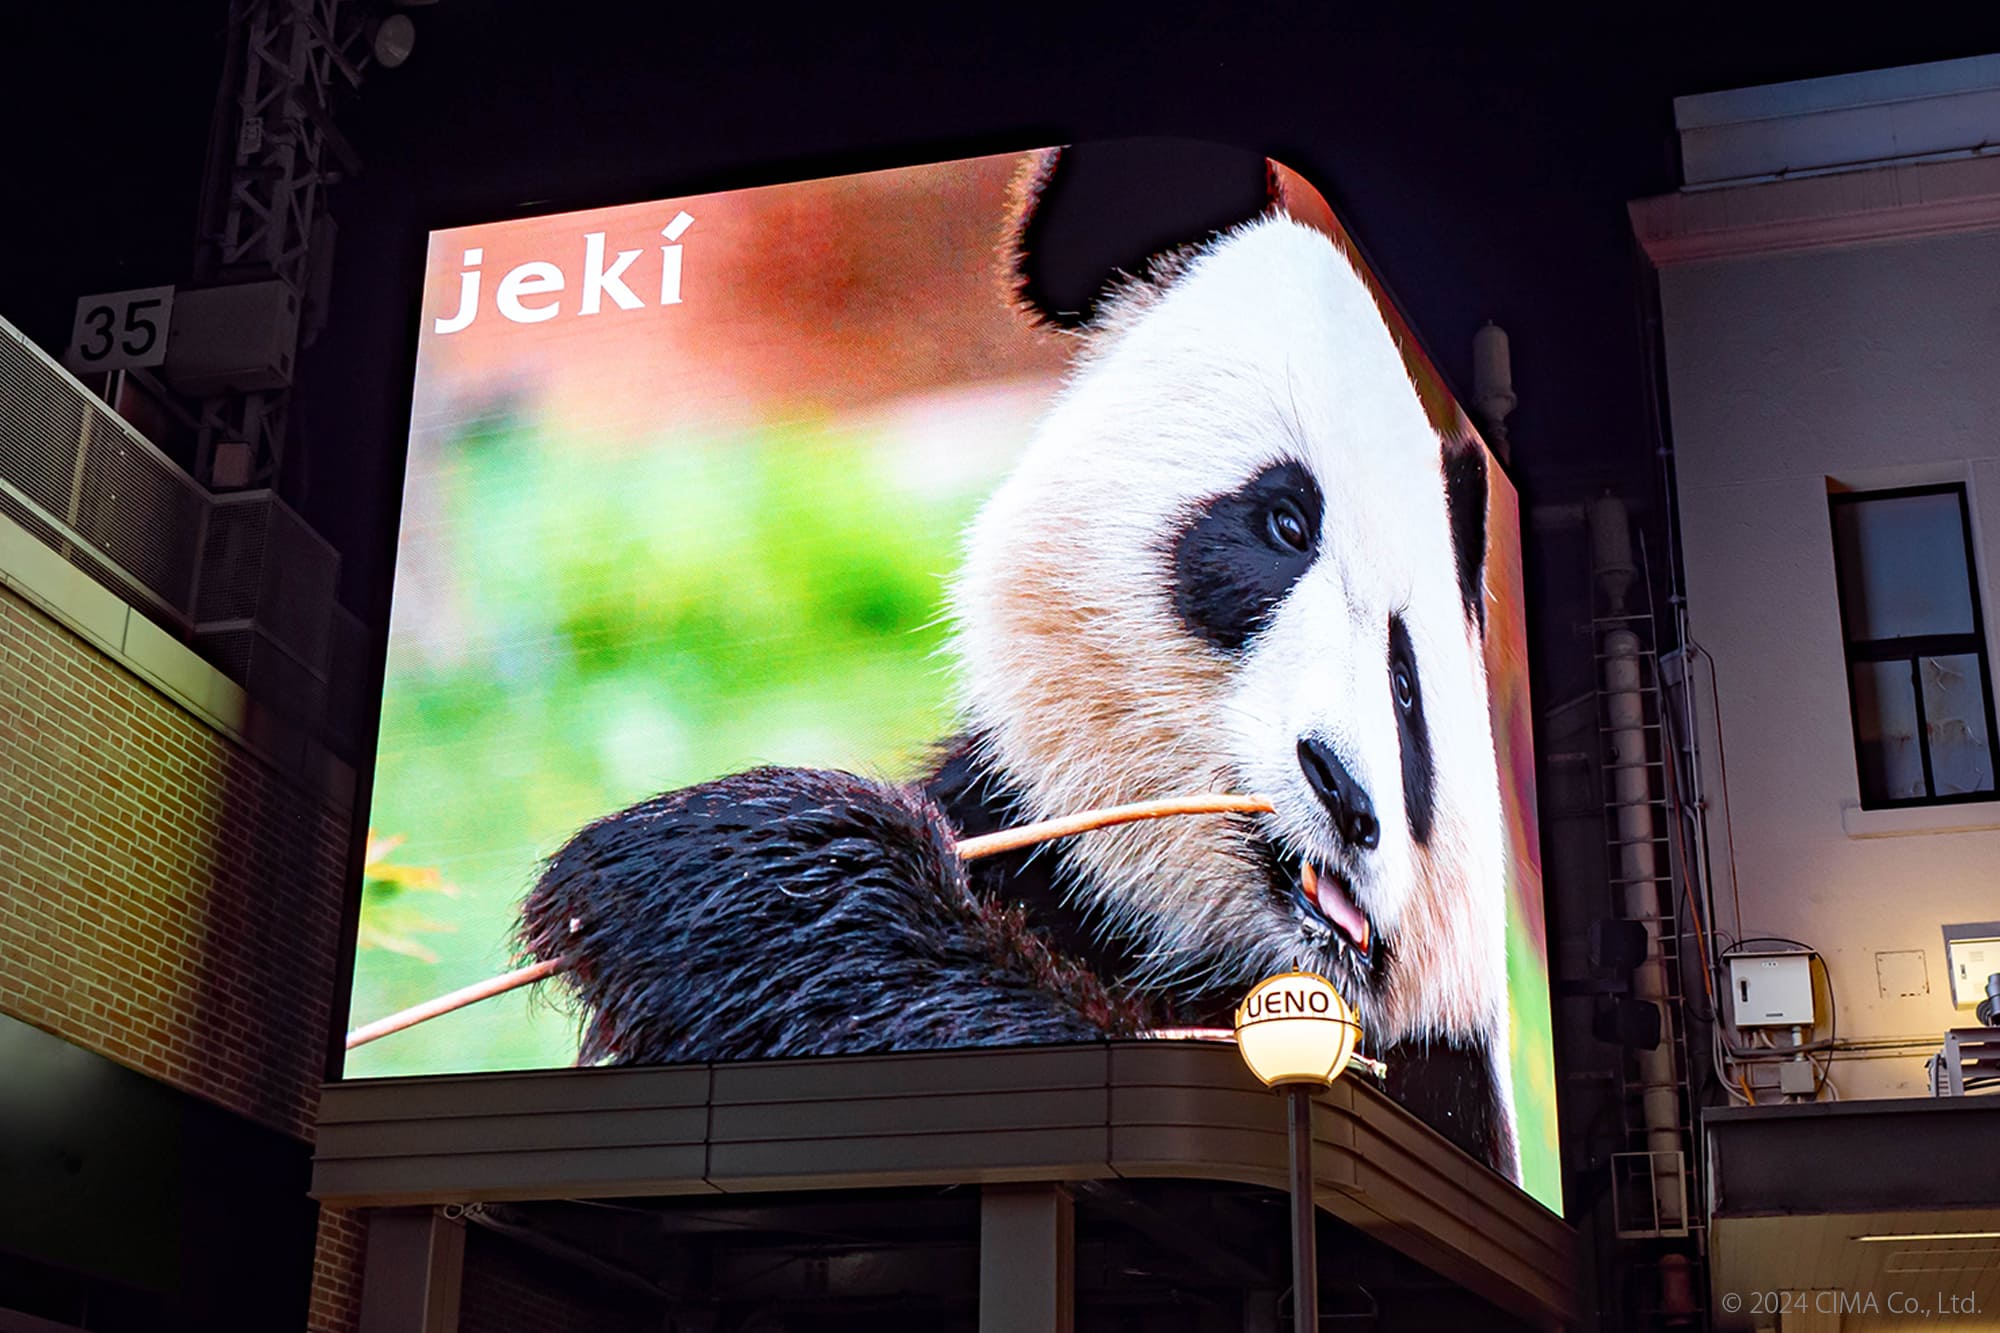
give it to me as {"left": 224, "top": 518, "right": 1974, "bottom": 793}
{"left": 1302, "top": 861, "right": 1370, "bottom": 954}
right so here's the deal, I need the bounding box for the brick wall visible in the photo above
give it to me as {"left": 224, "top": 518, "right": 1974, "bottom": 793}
{"left": 0, "top": 583, "right": 353, "bottom": 1140}
{"left": 308, "top": 1206, "right": 369, "bottom": 1333}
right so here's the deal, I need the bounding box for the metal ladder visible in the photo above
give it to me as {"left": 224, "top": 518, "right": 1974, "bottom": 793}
{"left": 1591, "top": 547, "right": 1709, "bottom": 1328}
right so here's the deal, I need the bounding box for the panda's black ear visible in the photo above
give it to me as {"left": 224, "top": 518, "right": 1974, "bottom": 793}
{"left": 1444, "top": 438, "right": 1488, "bottom": 633}
{"left": 1008, "top": 140, "right": 1280, "bottom": 329}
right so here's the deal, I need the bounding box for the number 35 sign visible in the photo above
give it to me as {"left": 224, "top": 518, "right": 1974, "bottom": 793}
{"left": 65, "top": 286, "right": 174, "bottom": 374}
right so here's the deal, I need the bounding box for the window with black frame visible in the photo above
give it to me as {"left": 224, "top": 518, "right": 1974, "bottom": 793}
{"left": 1830, "top": 483, "right": 2000, "bottom": 808}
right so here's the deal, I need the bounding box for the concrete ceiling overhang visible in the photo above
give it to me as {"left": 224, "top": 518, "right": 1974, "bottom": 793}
{"left": 313, "top": 1040, "right": 1578, "bottom": 1326}
{"left": 1707, "top": 1098, "right": 2000, "bottom": 1329}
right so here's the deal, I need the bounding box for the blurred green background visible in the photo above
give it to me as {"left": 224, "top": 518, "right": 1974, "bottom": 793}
{"left": 348, "top": 407, "right": 1009, "bottom": 1077}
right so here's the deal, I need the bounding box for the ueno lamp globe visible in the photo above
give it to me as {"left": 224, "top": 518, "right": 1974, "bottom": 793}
{"left": 1234, "top": 971, "right": 1360, "bottom": 1087}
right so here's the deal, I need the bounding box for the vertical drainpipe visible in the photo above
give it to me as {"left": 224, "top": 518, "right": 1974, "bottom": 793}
{"left": 1590, "top": 496, "right": 1689, "bottom": 1247}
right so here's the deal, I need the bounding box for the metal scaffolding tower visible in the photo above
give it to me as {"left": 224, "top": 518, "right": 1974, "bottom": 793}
{"left": 192, "top": 0, "right": 371, "bottom": 489}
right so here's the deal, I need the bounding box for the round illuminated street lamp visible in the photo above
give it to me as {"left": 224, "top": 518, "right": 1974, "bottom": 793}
{"left": 1235, "top": 971, "right": 1362, "bottom": 1333}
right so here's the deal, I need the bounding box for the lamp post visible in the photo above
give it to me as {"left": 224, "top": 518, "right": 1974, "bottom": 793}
{"left": 1235, "top": 971, "right": 1361, "bottom": 1333}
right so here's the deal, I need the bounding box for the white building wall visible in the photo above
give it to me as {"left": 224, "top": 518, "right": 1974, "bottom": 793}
{"left": 1658, "top": 224, "right": 2000, "bottom": 1097}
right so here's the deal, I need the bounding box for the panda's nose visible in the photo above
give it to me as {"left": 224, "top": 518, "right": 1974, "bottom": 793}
{"left": 1297, "top": 737, "right": 1380, "bottom": 852}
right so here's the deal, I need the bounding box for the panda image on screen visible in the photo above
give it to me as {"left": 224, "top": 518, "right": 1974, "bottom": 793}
{"left": 522, "top": 143, "right": 1520, "bottom": 1180}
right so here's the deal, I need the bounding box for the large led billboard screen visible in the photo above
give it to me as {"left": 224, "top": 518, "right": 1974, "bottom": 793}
{"left": 348, "top": 143, "right": 1559, "bottom": 1208}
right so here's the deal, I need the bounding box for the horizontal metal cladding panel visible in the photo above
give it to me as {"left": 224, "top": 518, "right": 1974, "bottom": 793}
{"left": 317, "top": 1105, "right": 711, "bottom": 1162}
{"left": 1343, "top": 1198, "right": 1573, "bottom": 1327}
{"left": 712, "top": 1084, "right": 1105, "bottom": 1142}
{"left": 1336, "top": 1104, "right": 1504, "bottom": 1280}
{"left": 1358, "top": 1176, "right": 1570, "bottom": 1319}
{"left": 1350, "top": 1103, "right": 1492, "bottom": 1222}
{"left": 1350, "top": 1101, "right": 1572, "bottom": 1297}
{"left": 708, "top": 1045, "right": 1110, "bottom": 1103}
{"left": 1440, "top": 1177, "right": 1569, "bottom": 1284}
{"left": 707, "top": 1126, "right": 1114, "bottom": 1193}
{"left": 1111, "top": 1124, "right": 1287, "bottom": 1184}
{"left": 1107, "top": 1040, "right": 1246, "bottom": 1085}
{"left": 704, "top": 1048, "right": 1112, "bottom": 1187}
{"left": 315, "top": 1144, "right": 721, "bottom": 1207}
{"left": 319, "top": 1067, "right": 710, "bottom": 1124}
{"left": 311, "top": 1043, "right": 1579, "bottom": 1321}
{"left": 1103, "top": 1040, "right": 1295, "bottom": 1179}
{"left": 1106, "top": 1075, "right": 1284, "bottom": 1130}
{"left": 1106, "top": 1044, "right": 1573, "bottom": 1321}
{"left": 1708, "top": 1098, "right": 2000, "bottom": 1216}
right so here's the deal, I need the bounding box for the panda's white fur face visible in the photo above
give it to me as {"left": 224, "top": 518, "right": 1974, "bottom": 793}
{"left": 951, "top": 215, "right": 1509, "bottom": 1065}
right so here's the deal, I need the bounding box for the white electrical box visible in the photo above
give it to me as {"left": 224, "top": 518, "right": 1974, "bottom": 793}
{"left": 1728, "top": 951, "right": 1815, "bottom": 1027}
{"left": 1944, "top": 933, "right": 2000, "bottom": 1010}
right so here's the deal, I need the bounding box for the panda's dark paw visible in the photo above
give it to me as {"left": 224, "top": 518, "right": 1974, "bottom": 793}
{"left": 522, "top": 766, "right": 1143, "bottom": 1065}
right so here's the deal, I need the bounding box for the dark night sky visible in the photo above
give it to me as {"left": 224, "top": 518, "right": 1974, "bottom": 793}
{"left": 7, "top": 6, "right": 2000, "bottom": 623}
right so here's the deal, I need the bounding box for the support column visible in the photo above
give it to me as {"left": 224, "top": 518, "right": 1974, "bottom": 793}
{"left": 979, "top": 1183, "right": 1074, "bottom": 1333}
{"left": 1287, "top": 1084, "right": 1318, "bottom": 1333}
{"left": 357, "top": 1207, "right": 465, "bottom": 1333}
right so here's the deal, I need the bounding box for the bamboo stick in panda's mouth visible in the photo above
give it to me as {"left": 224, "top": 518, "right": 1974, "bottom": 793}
{"left": 953, "top": 793, "right": 1276, "bottom": 861}
{"left": 345, "top": 790, "right": 1278, "bottom": 1050}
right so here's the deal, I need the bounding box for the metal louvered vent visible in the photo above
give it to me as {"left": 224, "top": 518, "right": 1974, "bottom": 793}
{"left": 195, "top": 623, "right": 256, "bottom": 681}
{"left": 0, "top": 317, "right": 207, "bottom": 621}
{"left": 197, "top": 491, "right": 337, "bottom": 671}
{"left": 195, "top": 492, "right": 271, "bottom": 623}
{"left": 190, "top": 494, "right": 346, "bottom": 737}
{"left": 73, "top": 422, "right": 208, "bottom": 608}
{"left": 0, "top": 324, "right": 89, "bottom": 516}
{"left": 2, "top": 317, "right": 364, "bottom": 761}
{"left": 258, "top": 496, "right": 337, "bottom": 671}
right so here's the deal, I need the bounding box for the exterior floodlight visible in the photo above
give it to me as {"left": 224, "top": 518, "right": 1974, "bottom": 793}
{"left": 1234, "top": 971, "right": 1361, "bottom": 1087}
{"left": 372, "top": 15, "right": 416, "bottom": 68}
{"left": 1236, "top": 971, "right": 1359, "bottom": 1333}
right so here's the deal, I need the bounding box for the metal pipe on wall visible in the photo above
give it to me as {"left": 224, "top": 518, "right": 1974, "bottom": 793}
{"left": 1592, "top": 495, "right": 1686, "bottom": 1233}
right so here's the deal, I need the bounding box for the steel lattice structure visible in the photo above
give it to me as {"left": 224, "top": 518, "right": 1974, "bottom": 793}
{"left": 194, "top": 0, "right": 371, "bottom": 489}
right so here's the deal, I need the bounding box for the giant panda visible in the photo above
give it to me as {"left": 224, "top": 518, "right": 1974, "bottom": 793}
{"left": 521, "top": 142, "right": 1520, "bottom": 1180}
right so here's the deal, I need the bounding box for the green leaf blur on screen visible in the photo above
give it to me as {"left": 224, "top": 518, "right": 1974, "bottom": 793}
{"left": 348, "top": 409, "right": 1008, "bottom": 1076}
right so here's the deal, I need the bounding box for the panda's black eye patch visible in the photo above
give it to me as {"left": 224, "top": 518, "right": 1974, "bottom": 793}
{"left": 1389, "top": 614, "right": 1434, "bottom": 844}
{"left": 1167, "top": 460, "right": 1324, "bottom": 653}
